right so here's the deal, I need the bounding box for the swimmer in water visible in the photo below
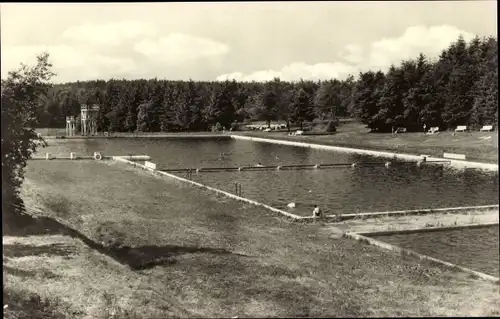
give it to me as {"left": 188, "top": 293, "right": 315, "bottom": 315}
{"left": 275, "top": 155, "right": 280, "bottom": 161}
{"left": 255, "top": 162, "right": 263, "bottom": 167}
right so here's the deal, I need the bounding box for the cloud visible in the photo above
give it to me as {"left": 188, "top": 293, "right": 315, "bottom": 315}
{"left": 216, "top": 25, "right": 476, "bottom": 82}
{"left": 133, "top": 33, "right": 229, "bottom": 64}
{"left": 217, "top": 62, "right": 357, "bottom": 82}
{"left": 337, "top": 44, "right": 364, "bottom": 65}
{"left": 62, "top": 21, "right": 158, "bottom": 46}
{"left": 0, "top": 17, "right": 480, "bottom": 84}
{"left": 1, "top": 44, "right": 138, "bottom": 82}
{"left": 367, "top": 25, "right": 475, "bottom": 69}
{"left": 1, "top": 20, "right": 230, "bottom": 82}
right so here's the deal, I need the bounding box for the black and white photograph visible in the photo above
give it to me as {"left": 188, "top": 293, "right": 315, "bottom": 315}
{"left": 1, "top": 1, "right": 499, "bottom": 317}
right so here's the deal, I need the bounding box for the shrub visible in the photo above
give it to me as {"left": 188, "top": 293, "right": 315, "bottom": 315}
{"left": 325, "top": 120, "right": 337, "bottom": 133}
{"left": 1, "top": 52, "right": 53, "bottom": 217}
{"left": 230, "top": 121, "right": 239, "bottom": 131}
{"left": 211, "top": 122, "right": 223, "bottom": 132}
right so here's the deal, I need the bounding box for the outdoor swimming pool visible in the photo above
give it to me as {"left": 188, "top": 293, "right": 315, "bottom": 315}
{"left": 371, "top": 225, "right": 499, "bottom": 277}
{"left": 37, "top": 138, "right": 499, "bottom": 216}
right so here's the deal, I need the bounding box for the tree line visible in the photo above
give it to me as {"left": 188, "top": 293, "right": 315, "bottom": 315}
{"left": 36, "top": 35, "right": 497, "bottom": 133}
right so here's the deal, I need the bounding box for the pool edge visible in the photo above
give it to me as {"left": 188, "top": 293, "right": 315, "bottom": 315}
{"left": 344, "top": 231, "right": 500, "bottom": 283}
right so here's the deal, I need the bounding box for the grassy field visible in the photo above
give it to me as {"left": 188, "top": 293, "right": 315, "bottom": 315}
{"left": 237, "top": 121, "right": 499, "bottom": 164}
{"left": 3, "top": 159, "right": 499, "bottom": 318}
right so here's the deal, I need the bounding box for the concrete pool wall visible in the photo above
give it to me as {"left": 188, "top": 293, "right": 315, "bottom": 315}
{"left": 344, "top": 231, "right": 500, "bottom": 283}
{"left": 357, "top": 222, "right": 499, "bottom": 237}
{"left": 230, "top": 135, "right": 499, "bottom": 172}
{"left": 111, "top": 156, "right": 303, "bottom": 221}
{"left": 331, "top": 205, "right": 500, "bottom": 221}
{"left": 40, "top": 133, "right": 498, "bottom": 171}
{"left": 109, "top": 156, "right": 499, "bottom": 282}
{"left": 109, "top": 156, "right": 498, "bottom": 223}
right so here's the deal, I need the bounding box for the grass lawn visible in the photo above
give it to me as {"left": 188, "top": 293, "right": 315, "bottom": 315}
{"left": 4, "top": 161, "right": 500, "bottom": 318}
{"left": 237, "top": 121, "right": 498, "bottom": 164}
{"left": 3, "top": 160, "right": 499, "bottom": 317}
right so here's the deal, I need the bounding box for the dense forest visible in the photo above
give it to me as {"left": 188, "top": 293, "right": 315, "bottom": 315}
{"left": 36, "top": 35, "right": 497, "bottom": 133}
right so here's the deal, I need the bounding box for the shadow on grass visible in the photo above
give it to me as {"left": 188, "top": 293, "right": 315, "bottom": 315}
{"left": 114, "top": 244, "right": 249, "bottom": 270}
{"left": 3, "top": 203, "right": 248, "bottom": 271}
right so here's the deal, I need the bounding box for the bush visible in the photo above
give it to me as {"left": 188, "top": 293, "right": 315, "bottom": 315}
{"left": 230, "top": 121, "right": 239, "bottom": 131}
{"left": 211, "top": 122, "right": 223, "bottom": 132}
{"left": 325, "top": 120, "right": 337, "bottom": 133}
{"left": 1, "top": 52, "right": 53, "bottom": 217}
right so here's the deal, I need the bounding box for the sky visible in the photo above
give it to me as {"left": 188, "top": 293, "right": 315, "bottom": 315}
{"left": 1, "top": 1, "right": 497, "bottom": 83}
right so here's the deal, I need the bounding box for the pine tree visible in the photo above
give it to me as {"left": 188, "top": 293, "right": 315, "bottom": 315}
{"left": 290, "top": 87, "right": 314, "bottom": 130}
{"left": 469, "top": 37, "right": 498, "bottom": 128}
{"left": 105, "top": 81, "right": 125, "bottom": 132}
{"left": 350, "top": 71, "right": 386, "bottom": 131}
{"left": 203, "top": 86, "right": 221, "bottom": 129}
{"left": 136, "top": 102, "right": 153, "bottom": 132}
{"left": 376, "top": 64, "right": 411, "bottom": 132}
{"left": 258, "top": 78, "right": 280, "bottom": 127}
{"left": 470, "top": 70, "right": 498, "bottom": 128}
{"left": 174, "top": 82, "right": 193, "bottom": 131}
{"left": 314, "top": 79, "right": 341, "bottom": 121}
{"left": 402, "top": 53, "right": 431, "bottom": 131}
{"left": 278, "top": 82, "right": 295, "bottom": 131}
{"left": 210, "top": 82, "right": 236, "bottom": 129}
{"left": 232, "top": 82, "right": 249, "bottom": 123}
{"left": 339, "top": 75, "right": 355, "bottom": 118}
{"left": 147, "top": 79, "right": 165, "bottom": 132}
{"left": 122, "top": 82, "right": 137, "bottom": 132}
{"left": 441, "top": 36, "right": 474, "bottom": 129}
{"left": 161, "top": 83, "right": 179, "bottom": 131}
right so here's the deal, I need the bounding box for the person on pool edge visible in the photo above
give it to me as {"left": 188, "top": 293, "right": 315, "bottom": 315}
{"left": 313, "top": 205, "right": 322, "bottom": 218}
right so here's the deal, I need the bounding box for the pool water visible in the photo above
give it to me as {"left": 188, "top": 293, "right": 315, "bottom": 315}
{"left": 37, "top": 138, "right": 499, "bottom": 216}
{"left": 371, "top": 226, "right": 500, "bottom": 277}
